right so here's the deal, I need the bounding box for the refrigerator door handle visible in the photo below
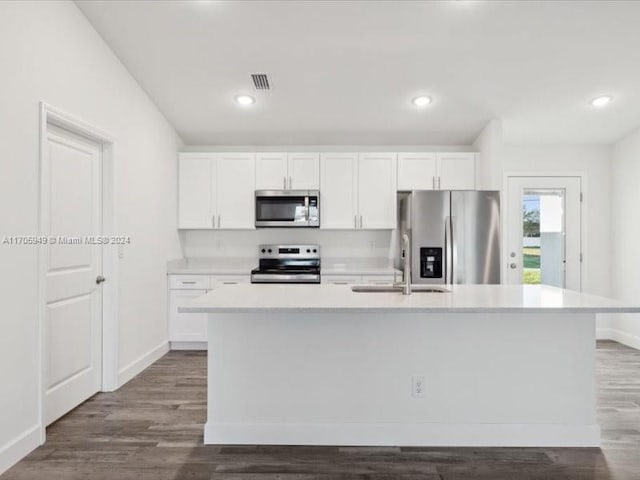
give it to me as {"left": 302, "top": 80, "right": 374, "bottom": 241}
{"left": 445, "top": 216, "right": 454, "bottom": 284}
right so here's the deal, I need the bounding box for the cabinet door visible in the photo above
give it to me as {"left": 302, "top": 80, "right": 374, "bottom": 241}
{"left": 216, "top": 153, "right": 255, "bottom": 229}
{"left": 437, "top": 152, "right": 476, "bottom": 190}
{"left": 288, "top": 153, "right": 320, "bottom": 190}
{"left": 397, "top": 153, "right": 437, "bottom": 190}
{"left": 358, "top": 153, "right": 397, "bottom": 229}
{"left": 178, "top": 154, "right": 215, "bottom": 228}
{"left": 211, "top": 275, "right": 251, "bottom": 286}
{"left": 169, "top": 289, "right": 207, "bottom": 342}
{"left": 255, "top": 152, "right": 288, "bottom": 190}
{"left": 320, "top": 153, "right": 358, "bottom": 229}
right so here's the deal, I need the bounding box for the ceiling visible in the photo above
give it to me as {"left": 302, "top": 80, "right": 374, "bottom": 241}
{"left": 76, "top": 0, "right": 640, "bottom": 146}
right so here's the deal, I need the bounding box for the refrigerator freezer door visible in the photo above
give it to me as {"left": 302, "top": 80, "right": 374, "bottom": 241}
{"left": 450, "top": 191, "right": 501, "bottom": 284}
{"left": 408, "top": 191, "right": 450, "bottom": 285}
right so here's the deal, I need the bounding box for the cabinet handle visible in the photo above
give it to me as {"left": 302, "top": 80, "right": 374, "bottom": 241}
{"left": 432, "top": 176, "right": 436, "bottom": 189}
{"left": 354, "top": 215, "right": 357, "bottom": 228}
{"left": 333, "top": 282, "right": 348, "bottom": 285}
{"left": 283, "top": 176, "right": 287, "bottom": 189}
{"left": 359, "top": 215, "right": 363, "bottom": 229}
{"left": 223, "top": 282, "right": 238, "bottom": 284}
{"left": 289, "top": 176, "right": 292, "bottom": 189}
{"left": 212, "top": 215, "right": 216, "bottom": 228}
{"left": 438, "top": 177, "right": 441, "bottom": 189}
{"left": 181, "top": 281, "right": 197, "bottom": 285}
{"left": 217, "top": 215, "right": 221, "bottom": 228}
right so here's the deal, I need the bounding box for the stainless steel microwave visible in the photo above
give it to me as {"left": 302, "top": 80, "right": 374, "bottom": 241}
{"left": 255, "top": 190, "right": 320, "bottom": 228}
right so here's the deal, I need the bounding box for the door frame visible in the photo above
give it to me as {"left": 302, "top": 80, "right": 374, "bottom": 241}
{"left": 502, "top": 172, "right": 586, "bottom": 290}
{"left": 37, "top": 103, "right": 119, "bottom": 443}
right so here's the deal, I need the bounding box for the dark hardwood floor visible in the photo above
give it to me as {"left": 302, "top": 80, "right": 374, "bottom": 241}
{"left": 3, "top": 340, "right": 640, "bottom": 479}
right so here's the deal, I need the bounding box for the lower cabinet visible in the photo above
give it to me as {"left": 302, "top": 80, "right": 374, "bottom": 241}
{"left": 169, "top": 289, "right": 208, "bottom": 346}
{"left": 168, "top": 274, "right": 250, "bottom": 350}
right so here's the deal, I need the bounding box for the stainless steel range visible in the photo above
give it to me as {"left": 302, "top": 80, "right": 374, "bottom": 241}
{"left": 250, "top": 244, "right": 320, "bottom": 284}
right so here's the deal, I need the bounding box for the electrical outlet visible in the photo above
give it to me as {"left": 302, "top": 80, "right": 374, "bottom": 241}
{"left": 412, "top": 375, "right": 425, "bottom": 398}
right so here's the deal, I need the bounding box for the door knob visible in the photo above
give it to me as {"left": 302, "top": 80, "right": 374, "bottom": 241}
{"left": 96, "top": 275, "right": 106, "bottom": 284}
{"left": 510, "top": 263, "right": 517, "bottom": 269}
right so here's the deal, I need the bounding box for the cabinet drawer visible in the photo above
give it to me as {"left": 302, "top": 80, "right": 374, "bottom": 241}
{"left": 169, "top": 275, "right": 210, "bottom": 290}
{"left": 361, "top": 274, "right": 396, "bottom": 285}
{"left": 211, "top": 275, "right": 251, "bottom": 286}
{"left": 322, "top": 275, "right": 362, "bottom": 285}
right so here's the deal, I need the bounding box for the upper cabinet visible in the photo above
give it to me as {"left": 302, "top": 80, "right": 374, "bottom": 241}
{"left": 178, "top": 153, "right": 255, "bottom": 230}
{"left": 178, "top": 153, "right": 215, "bottom": 229}
{"left": 320, "top": 153, "right": 397, "bottom": 230}
{"left": 397, "top": 152, "right": 476, "bottom": 191}
{"left": 320, "top": 153, "right": 358, "bottom": 229}
{"left": 358, "top": 153, "right": 397, "bottom": 229}
{"left": 256, "top": 152, "right": 319, "bottom": 190}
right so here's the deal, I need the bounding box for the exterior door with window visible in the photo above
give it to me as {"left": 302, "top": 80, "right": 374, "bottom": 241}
{"left": 506, "top": 176, "right": 581, "bottom": 290}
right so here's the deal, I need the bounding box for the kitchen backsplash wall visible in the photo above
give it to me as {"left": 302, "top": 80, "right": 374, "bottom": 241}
{"left": 180, "top": 229, "right": 398, "bottom": 260}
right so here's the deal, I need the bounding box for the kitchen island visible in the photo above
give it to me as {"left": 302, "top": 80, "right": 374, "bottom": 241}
{"left": 181, "top": 284, "right": 640, "bottom": 447}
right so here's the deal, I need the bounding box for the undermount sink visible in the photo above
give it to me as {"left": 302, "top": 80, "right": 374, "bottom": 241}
{"left": 351, "top": 285, "right": 450, "bottom": 293}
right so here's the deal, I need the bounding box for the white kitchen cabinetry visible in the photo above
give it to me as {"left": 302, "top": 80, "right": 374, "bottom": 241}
{"left": 168, "top": 274, "right": 250, "bottom": 350}
{"left": 178, "top": 153, "right": 214, "bottom": 229}
{"left": 169, "top": 289, "right": 208, "bottom": 345}
{"left": 437, "top": 153, "right": 476, "bottom": 190}
{"left": 397, "top": 152, "right": 476, "bottom": 191}
{"left": 320, "top": 153, "right": 359, "bottom": 229}
{"left": 178, "top": 153, "right": 255, "bottom": 229}
{"left": 255, "top": 152, "right": 319, "bottom": 190}
{"left": 320, "top": 153, "right": 397, "bottom": 230}
{"left": 216, "top": 153, "right": 255, "bottom": 229}
{"left": 358, "top": 153, "right": 397, "bottom": 229}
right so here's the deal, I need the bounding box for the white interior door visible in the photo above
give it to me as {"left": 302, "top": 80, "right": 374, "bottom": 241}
{"left": 506, "top": 176, "right": 581, "bottom": 290}
{"left": 43, "top": 127, "right": 103, "bottom": 425}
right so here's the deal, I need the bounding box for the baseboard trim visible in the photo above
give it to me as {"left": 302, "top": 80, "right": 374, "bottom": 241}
{"left": 170, "top": 341, "right": 207, "bottom": 351}
{"left": 204, "top": 422, "right": 600, "bottom": 447}
{"left": 0, "top": 425, "right": 41, "bottom": 476}
{"left": 598, "top": 328, "right": 640, "bottom": 350}
{"left": 118, "top": 340, "right": 169, "bottom": 387}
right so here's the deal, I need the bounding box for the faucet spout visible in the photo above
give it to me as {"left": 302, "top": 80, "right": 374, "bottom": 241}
{"left": 401, "top": 233, "right": 411, "bottom": 295}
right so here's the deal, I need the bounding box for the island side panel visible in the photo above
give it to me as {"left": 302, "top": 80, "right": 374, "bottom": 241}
{"left": 205, "top": 312, "right": 598, "bottom": 447}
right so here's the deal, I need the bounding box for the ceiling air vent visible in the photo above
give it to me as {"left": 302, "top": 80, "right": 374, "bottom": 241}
{"left": 251, "top": 74, "right": 270, "bottom": 90}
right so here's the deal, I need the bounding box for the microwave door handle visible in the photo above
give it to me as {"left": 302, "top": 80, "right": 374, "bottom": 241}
{"left": 304, "top": 195, "right": 310, "bottom": 224}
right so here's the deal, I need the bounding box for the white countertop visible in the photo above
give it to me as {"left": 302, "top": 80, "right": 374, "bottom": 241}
{"left": 167, "top": 257, "right": 400, "bottom": 276}
{"left": 180, "top": 283, "right": 640, "bottom": 314}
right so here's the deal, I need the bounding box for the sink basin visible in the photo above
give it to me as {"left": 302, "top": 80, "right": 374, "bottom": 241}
{"left": 350, "top": 285, "right": 450, "bottom": 293}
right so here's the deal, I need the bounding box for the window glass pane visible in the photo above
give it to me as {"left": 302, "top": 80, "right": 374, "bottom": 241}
{"left": 522, "top": 189, "right": 565, "bottom": 287}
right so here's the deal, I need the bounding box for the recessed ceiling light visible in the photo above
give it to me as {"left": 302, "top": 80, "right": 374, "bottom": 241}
{"left": 590, "top": 96, "right": 612, "bottom": 108}
{"left": 412, "top": 96, "right": 432, "bottom": 107}
{"left": 235, "top": 95, "right": 255, "bottom": 106}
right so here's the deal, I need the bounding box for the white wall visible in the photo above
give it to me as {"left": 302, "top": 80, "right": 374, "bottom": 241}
{"left": 503, "top": 145, "right": 612, "bottom": 299}
{"left": 473, "top": 119, "right": 504, "bottom": 190}
{"left": 0, "top": 1, "right": 182, "bottom": 472}
{"left": 609, "top": 127, "right": 640, "bottom": 349}
{"left": 182, "top": 229, "right": 394, "bottom": 260}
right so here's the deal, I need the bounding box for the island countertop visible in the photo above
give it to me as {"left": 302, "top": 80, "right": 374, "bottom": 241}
{"left": 180, "top": 283, "right": 640, "bottom": 314}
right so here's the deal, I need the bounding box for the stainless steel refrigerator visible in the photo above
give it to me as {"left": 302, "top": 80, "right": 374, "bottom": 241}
{"left": 398, "top": 191, "right": 501, "bottom": 284}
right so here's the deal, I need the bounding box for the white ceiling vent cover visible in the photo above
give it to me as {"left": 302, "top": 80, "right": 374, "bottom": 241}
{"left": 251, "top": 74, "right": 270, "bottom": 90}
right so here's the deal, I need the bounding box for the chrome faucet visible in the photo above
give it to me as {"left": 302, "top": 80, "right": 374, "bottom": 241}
{"left": 401, "top": 233, "right": 411, "bottom": 295}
